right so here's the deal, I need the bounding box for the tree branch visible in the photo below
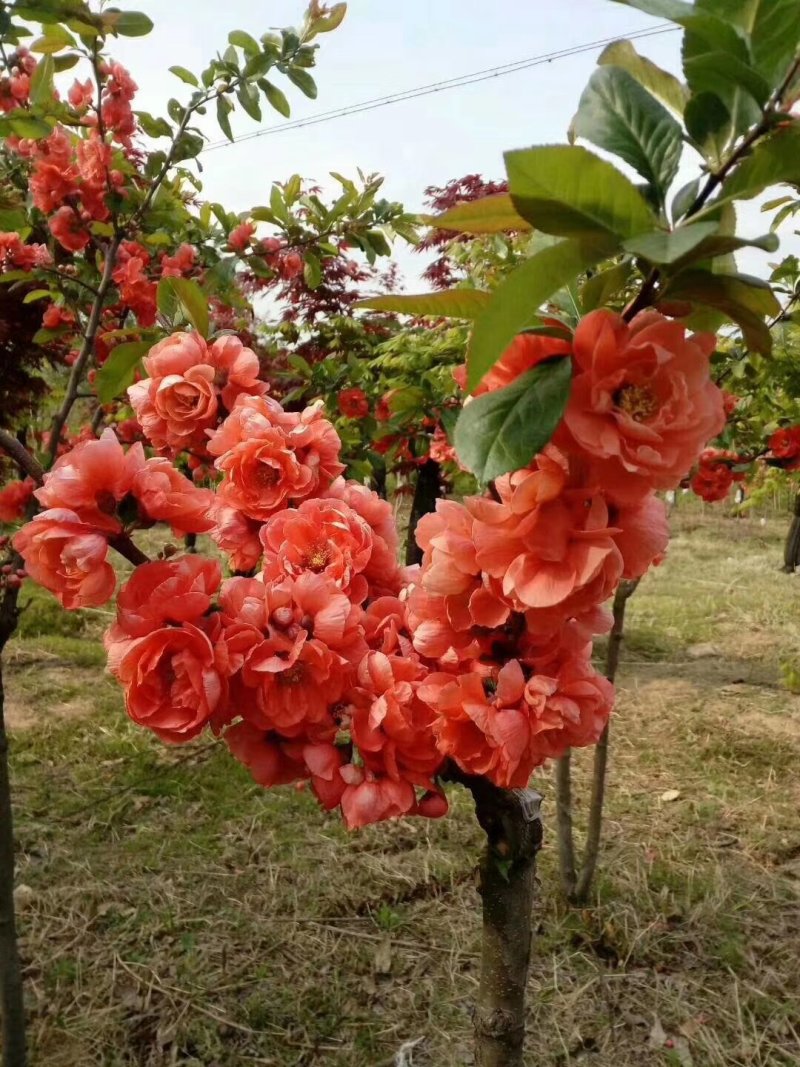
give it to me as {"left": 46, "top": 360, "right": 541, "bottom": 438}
{"left": 46, "top": 235, "right": 121, "bottom": 466}
{"left": 108, "top": 535, "right": 150, "bottom": 567}
{"left": 0, "top": 432, "right": 43, "bottom": 484}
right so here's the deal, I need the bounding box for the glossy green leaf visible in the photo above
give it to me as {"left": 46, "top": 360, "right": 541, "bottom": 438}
{"left": 262, "top": 80, "right": 291, "bottom": 117}
{"left": 287, "top": 67, "right": 317, "bottom": 99}
{"left": 356, "top": 289, "right": 492, "bottom": 320}
{"left": 598, "top": 39, "right": 688, "bottom": 114}
{"left": 664, "top": 269, "right": 780, "bottom": 353}
{"left": 53, "top": 53, "right": 80, "bottom": 72}
{"left": 95, "top": 341, "right": 151, "bottom": 403}
{"left": 466, "top": 238, "right": 613, "bottom": 391}
{"left": 454, "top": 358, "right": 572, "bottom": 482}
{"left": 237, "top": 82, "right": 261, "bottom": 121}
{"left": 169, "top": 65, "right": 199, "bottom": 87}
{"left": 671, "top": 230, "right": 779, "bottom": 268}
{"left": 29, "top": 54, "right": 54, "bottom": 105}
{"left": 8, "top": 115, "right": 52, "bottom": 139}
{"left": 105, "top": 10, "right": 153, "bottom": 36}
{"left": 423, "top": 193, "right": 531, "bottom": 234}
{"left": 136, "top": 112, "right": 172, "bottom": 139}
{"left": 229, "top": 29, "right": 260, "bottom": 55}
{"left": 572, "top": 66, "right": 683, "bottom": 206}
{"left": 505, "top": 145, "right": 656, "bottom": 242}
{"left": 303, "top": 252, "right": 322, "bottom": 290}
{"left": 216, "top": 95, "right": 234, "bottom": 142}
{"left": 623, "top": 221, "right": 719, "bottom": 264}
{"left": 684, "top": 91, "right": 731, "bottom": 167}
{"left": 709, "top": 125, "right": 800, "bottom": 208}
{"left": 31, "top": 23, "right": 76, "bottom": 52}
{"left": 164, "top": 277, "right": 210, "bottom": 339}
{"left": 717, "top": 0, "right": 800, "bottom": 85}
{"left": 581, "top": 261, "right": 633, "bottom": 312}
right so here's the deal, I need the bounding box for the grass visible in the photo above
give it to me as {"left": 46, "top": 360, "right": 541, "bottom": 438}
{"left": 5, "top": 505, "right": 800, "bottom": 1066}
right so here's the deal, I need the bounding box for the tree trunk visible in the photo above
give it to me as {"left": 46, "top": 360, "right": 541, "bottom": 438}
{"left": 783, "top": 490, "right": 800, "bottom": 573}
{"left": 572, "top": 578, "right": 639, "bottom": 904}
{"left": 464, "top": 777, "right": 543, "bottom": 1067}
{"left": 553, "top": 752, "right": 577, "bottom": 900}
{"left": 0, "top": 580, "right": 26, "bottom": 1066}
{"left": 405, "top": 459, "right": 441, "bottom": 566}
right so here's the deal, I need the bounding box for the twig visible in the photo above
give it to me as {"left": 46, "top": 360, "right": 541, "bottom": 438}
{"left": 46, "top": 236, "right": 121, "bottom": 465}
{"left": 0, "top": 432, "right": 43, "bottom": 484}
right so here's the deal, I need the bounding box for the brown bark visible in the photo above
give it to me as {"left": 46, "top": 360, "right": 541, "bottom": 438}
{"left": 0, "top": 580, "right": 26, "bottom": 1066}
{"left": 404, "top": 458, "right": 441, "bottom": 566}
{"left": 554, "top": 752, "right": 577, "bottom": 900}
{"left": 783, "top": 490, "right": 800, "bottom": 573}
{"left": 573, "top": 578, "right": 639, "bottom": 904}
{"left": 462, "top": 776, "right": 543, "bottom": 1067}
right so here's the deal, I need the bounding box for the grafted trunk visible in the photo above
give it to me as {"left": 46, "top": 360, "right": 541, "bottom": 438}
{"left": 464, "top": 777, "right": 543, "bottom": 1067}
{"left": 783, "top": 490, "right": 800, "bottom": 573}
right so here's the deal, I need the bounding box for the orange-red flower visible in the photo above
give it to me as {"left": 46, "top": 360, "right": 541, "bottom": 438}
{"left": 0, "top": 478, "right": 35, "bottom": 524}
{"left": 108, "top": 556, "right": 221, "bottom": 642}
{"left": 471, "top": 461, "right": 622, "bottom": 627}
{"left": 337, "top": 387, "right": 369, "bottom": 419}
{"left": 610, "top": 492, "right": 669, "bottom": 579}
{"left": 209, "top": 397, "right": 344, "bottom": 522}
{"left": 131, "top": 459, "right": 216, "bottom": 536}
{"left": 261, "top": 497, "right": 373, "bottom": 601}
{"left": 111, "top": 623, "right": 225, "bottom": 743}
{"left": 13, "top": 508, "right": 116, "bottom": 609}
{"left": 559, "top": 309, "right": 725, "bottom": 503}
{"left": 456, "top": 329, "right": 572, "bottom": 396}
{"left": 36, "top": 428, "right": 143, "bottom": 532}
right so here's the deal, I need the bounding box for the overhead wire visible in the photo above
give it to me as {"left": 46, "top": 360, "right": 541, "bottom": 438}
{"left": 201, "top": 23, "right": 679, "bottom": 154}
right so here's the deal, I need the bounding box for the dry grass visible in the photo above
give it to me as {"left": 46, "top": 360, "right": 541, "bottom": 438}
{"left": 5, "top": 505, "right": 800, "bottom": 1066}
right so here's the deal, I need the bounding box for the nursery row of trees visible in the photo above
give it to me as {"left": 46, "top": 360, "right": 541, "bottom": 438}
{"left": 1, "top": 0, "right": 800, "bottom": 1064}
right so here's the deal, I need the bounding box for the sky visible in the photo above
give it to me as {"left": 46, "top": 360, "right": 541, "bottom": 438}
{"left": 109, "top": 1, "right": 793, "bottom": 286}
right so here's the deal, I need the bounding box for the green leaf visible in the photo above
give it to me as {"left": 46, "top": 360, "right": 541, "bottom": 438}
{"left": 287, "top": 67, "right": 317, "bottom": 99}
{"left": 571, "top": 66, "right": 683, "bottom": 206}
{"left": 505, "top": 145, "right": 656, "bottom": 242}
{"left": 229, "top": 29, "right": 260, "bottom": 55}
{"left": 245, "top": 53, "right": 274, "bottom": 79}
{"left": 684, "top": 91, "right": 731, "bottom": 167}
{"left": 135, "top": 111, "right": 172, "bottom": 139}
{"left": 597, "top": 39, "right": 688, "bottom": 114}
{"left": 95, "top": 341, "right": 151, "bottom": 403}
{"left": 454, "top": 358, "right": 573, "bottom": 482}
{"left": 709, "top": 125, "right": 800, "bottom": 208}
{"left": 466, "top": 238, "right": 612, "bottom": 391}
{"left": 356, "top": 289, "right": 492, "bottom": 320}
{"left": 237, "top": 82, "right": 261, "bottom": 121}
{"left": 262, "top": 80, "right": 291, "bottom": 117}
{"left": 622, "top": 221, "right": 719, "bottom": 264}
{"left": 303, "top": 251, "right": 322, "bottom": 289}
{"left": 670, "top": 230, "right": 779, "bottom": 268}
{"left": 169, "top": 65, "right": 199, "bottom": 87}
{"left": 746, "top": 0, "right": 800, "bottom": 86}
{"left": 581, "top": 261, "right": 633, "bottom": 312}
{"left": 53, "top": 53, "right": 80, "bottom": 71}
{"left": 8, "top": 115, "right": 52, "bottom": 139}
{"left": 664, "top": 269, "right": 780, "bottom": 353}
{"left": 161, "top": 277, "right": 210, "bottom": 338}
{"left": 29, "top": 54, "right": 54, "bottom": 105}
{"left": 216, "top": 95, "right": 234, "bottom": 142}
{"left": 22, "top": 288, "right": 53, "bottom": 303}
{"left": 422, "top": 196, "right": 535, "bottom": 237}
{"left": 30, "top": 23, "right": 76, "bottom": 53}
{"left": 105, "top": 10, "right": 153, "bottom": 36}
{"left": 423, "top": 192, "right": 532, "bottom": 234}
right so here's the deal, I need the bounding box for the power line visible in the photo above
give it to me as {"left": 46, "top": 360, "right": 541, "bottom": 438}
{"left": 202, "top": 24, "right": 678, "bottom": 154}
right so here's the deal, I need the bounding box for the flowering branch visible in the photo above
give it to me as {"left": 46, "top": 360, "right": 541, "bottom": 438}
{"left": 624, "top": 50, "right": 800, "bottom": 323}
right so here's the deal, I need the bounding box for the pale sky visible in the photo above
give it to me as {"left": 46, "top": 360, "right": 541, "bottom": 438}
{"left": 108, "top": 1, "right": 793, "bottom": 285}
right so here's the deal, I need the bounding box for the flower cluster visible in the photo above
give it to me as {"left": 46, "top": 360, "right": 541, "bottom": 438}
{"left": 690, "top": 448, "right": 745, "bottom": 503}
{"left": 11, "top": 304, "right": 725, "bottom": 830}
{"left": 407, "top": 309, "right": 724, "bottom": 787}
{"left": 13, "top": 429, "right": 214, "bottom": 609}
